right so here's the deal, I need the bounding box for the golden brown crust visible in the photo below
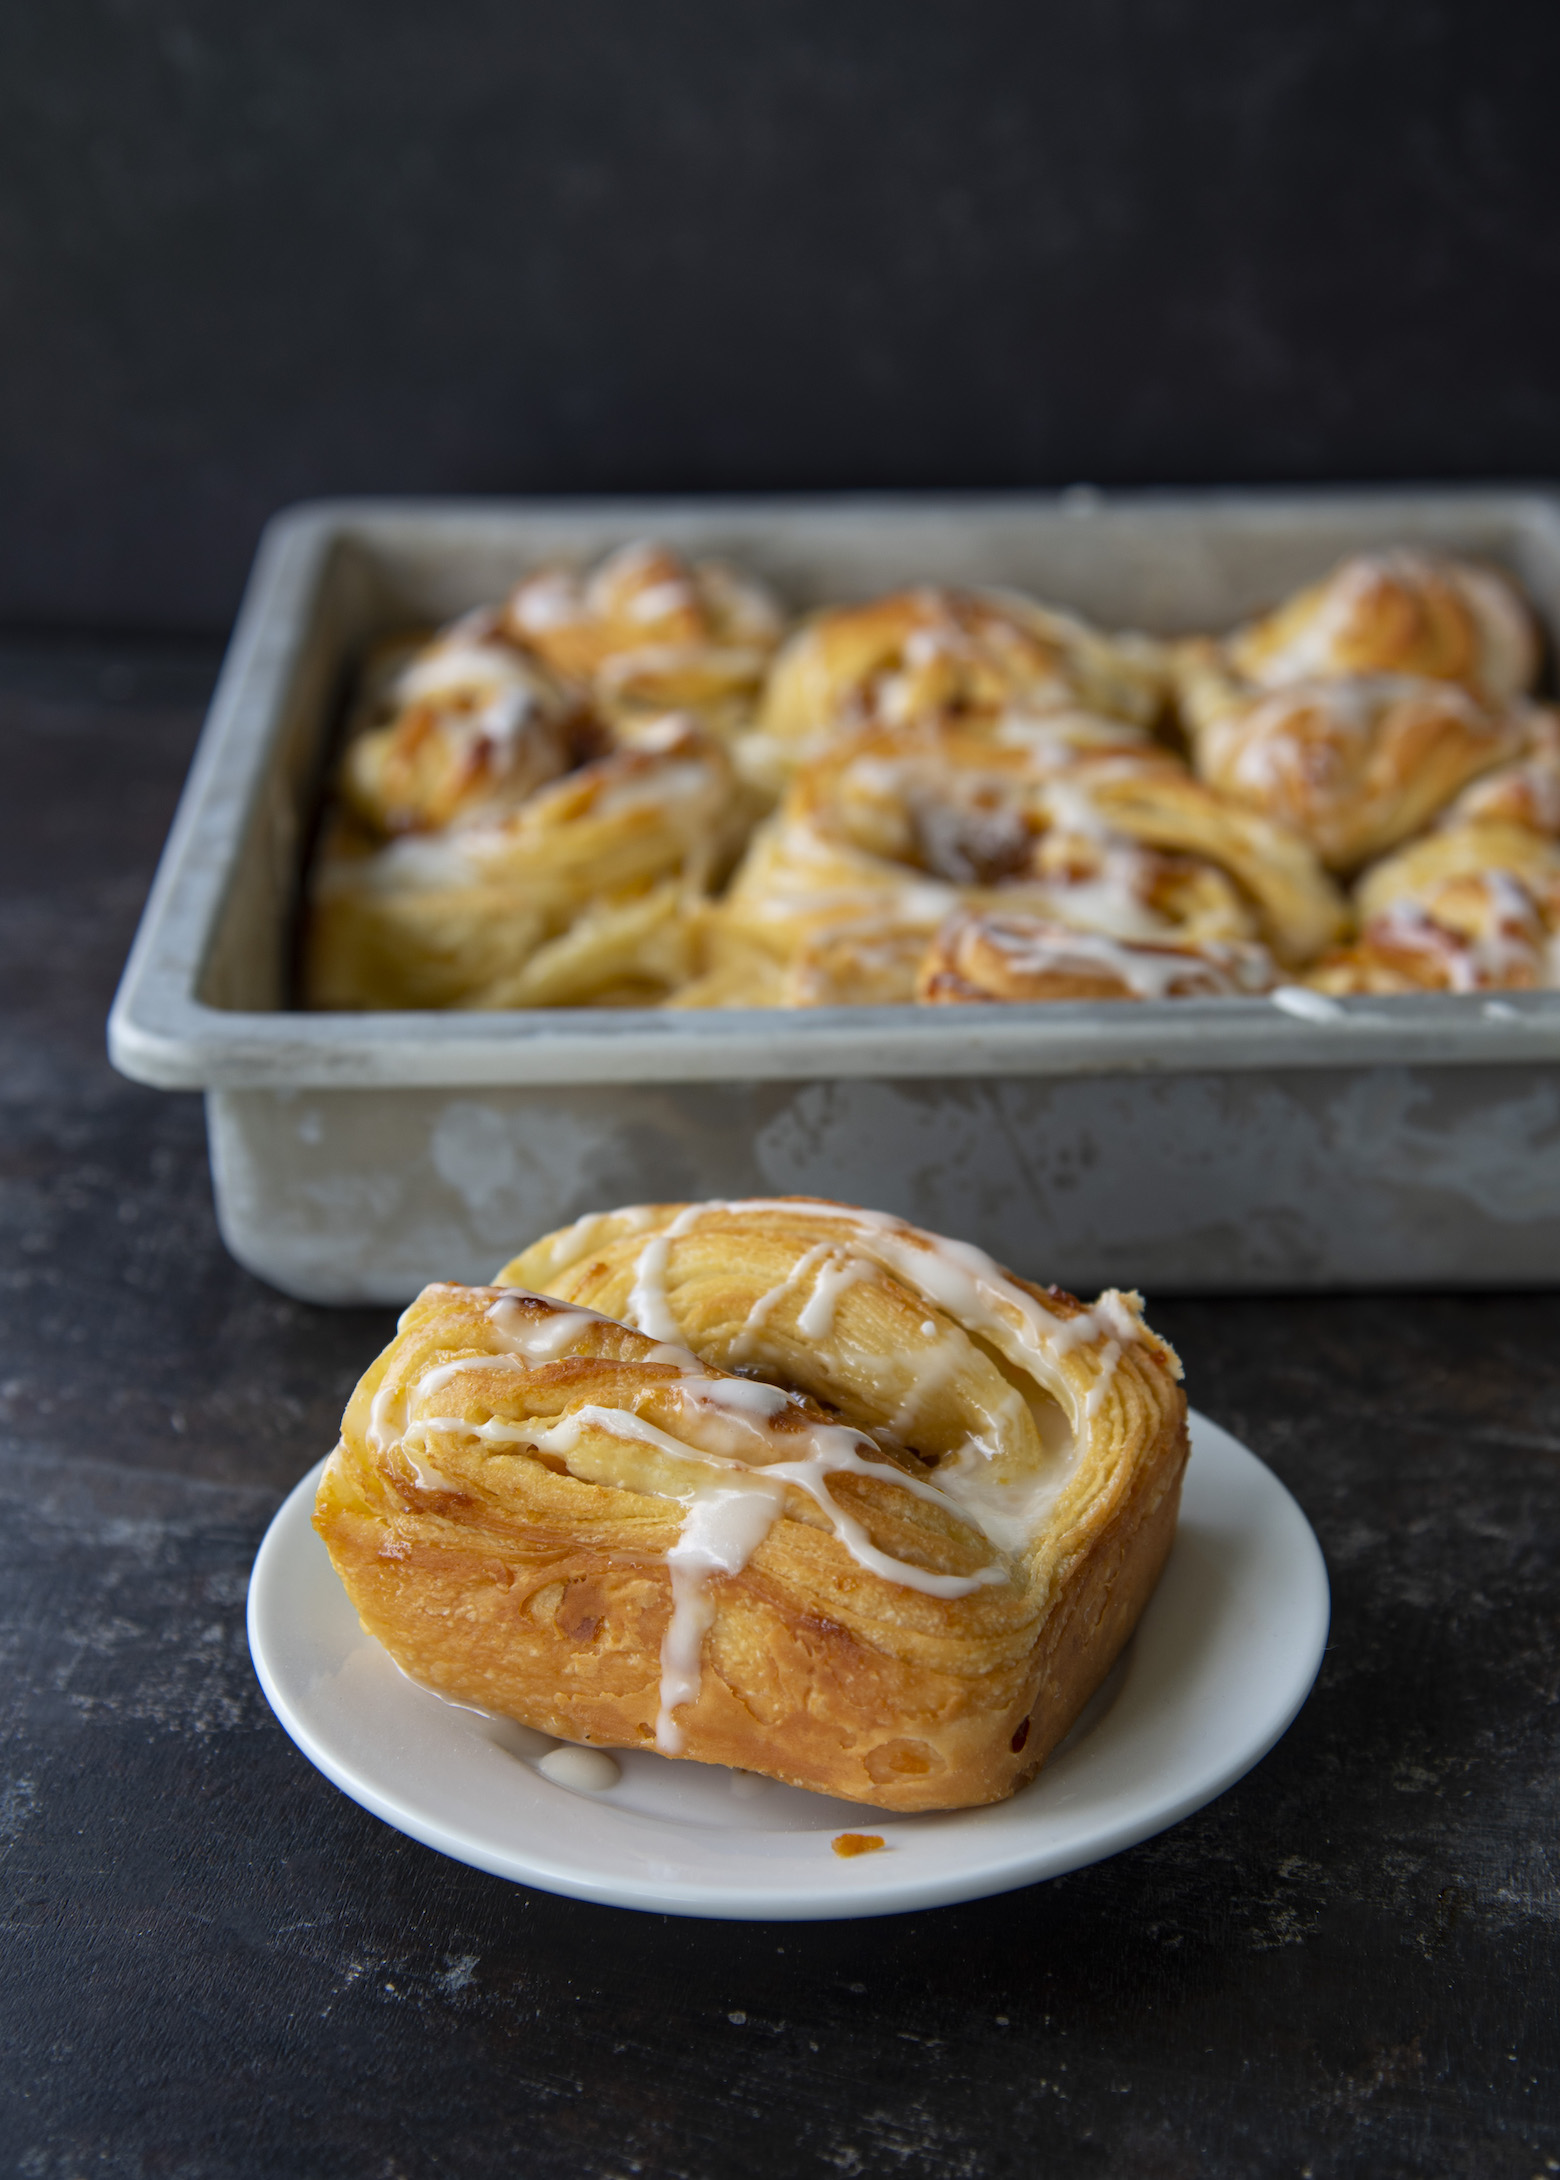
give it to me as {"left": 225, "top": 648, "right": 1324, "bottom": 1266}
{"left": 315, "top": 1199, "right": 1189, "bottom": 1810}
{"left": 1221, "top": 551, "right": 1539, "bottom": 703}
{"left": 1004, "top": 1403, "right": 1185, "bottom": 1782}
{"left": 1439, "top": 706, "right": 1560, "bottom": 838}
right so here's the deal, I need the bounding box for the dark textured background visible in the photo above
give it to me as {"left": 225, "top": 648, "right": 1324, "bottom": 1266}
{"left": 4, "top": 0, "right": 1560, "bottom": 632}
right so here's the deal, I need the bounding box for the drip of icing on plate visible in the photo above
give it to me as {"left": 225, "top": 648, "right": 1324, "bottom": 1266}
{"left": 537, "top": 1746, "right": 622, "bottom": 1792}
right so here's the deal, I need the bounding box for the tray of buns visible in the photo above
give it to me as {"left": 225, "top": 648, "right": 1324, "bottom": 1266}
{"left": 109, "top": 491, "right": 1560, "bottom": 1300}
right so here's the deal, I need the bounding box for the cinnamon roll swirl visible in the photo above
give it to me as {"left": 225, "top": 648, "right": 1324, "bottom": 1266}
{"left": 503, "top": 540, "right": 784, "bottom": 740}
{"left": 747, "top": 586, "right": 1165, "bottom": 790}
{"left": 340, "top": 610, "right": 591, "bottom": 838}
{"left": 314, "top": 1198, "right": 1188, "bottom": 1811}
{"left": 678, "top": 723, "right": 1344, "bottom": 1005}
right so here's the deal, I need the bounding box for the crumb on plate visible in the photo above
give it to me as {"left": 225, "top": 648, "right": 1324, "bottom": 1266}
{"left": 832, "top": 1832, "right": 886, "bottom": 1858}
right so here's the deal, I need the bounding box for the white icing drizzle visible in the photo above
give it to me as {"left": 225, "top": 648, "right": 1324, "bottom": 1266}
{"left": 591, "top": 757, "right": 718, "bottom": 820}
{"left": 931, "top": 1432, "right": 1071, "bottom": 1556}
{"left": 482, "top": 1394, "right": 1005, "bottom": 1572}
{"left": 621, "top": 1198, "right": 1136, "bottom": 1399}
{"left": 994, "top": 707, "right": 1147, "bottom": 758}
{"left": 728, "top": 1241, "right": 876, "bottom": 1355}
{"left": 1240, "top": 552, "right": 1533, "bottom": 698}
{"left": 958, "top": 918, "right": 1272, "bottom": 999}
{"left": 627, "top": 578, "right": 698, "bottom": 624}
{"left": 755, "top": 1444, "right": 1003, "bottom": 1600}
{"left": 797, "top": 1253, "right": 874, "bottom": 1339}
{"left": 1041, "top": 774, "right": 1116, "bottom": 843}
{"left": 513, "top": 1204, "right": 660, "bottom": 1285}
{"left": 368, "top": 1383, "right": 459, "bottom": 1491}
{"left": 401, "top": 1447, "right": 462, "bottom": 1493}
{"left": 1038, "top": 848, "right": 1175, "bottom": 942}
{"left": 392, "top": 617, "right": 547, "bottom": 759}
{"left": 1242, "top": 557, "right": 1384, "bottom": 685}
{"left": 413, "top": 1356, "right": 488, "bottom": 1402}
{"left": 523, "top": 1402, "right": 736, "bottom": 1465}
{"left": 367, "top": 1375, "right": 405, "bottom": 1455}
{"left": 587, "top": 540, "right": 682, "bottom": 616}
{"left": 487, "top": 1294, "right": 615, "bottom": 1359}
{"left": 729, "top": 1240, "right": 837, "bottom": 1358}
{"left": 671, "top": 1374, "right": 795, "bottom": 1423}
{"left": 1367, "top": 872, "right": 1546, "bottom": 992}
{"left": 511, "top": 571, "right": 583, "bottom": 632}
{"left": 1269, "top": 984, "right": 1345, "bottom": 1021}
{"left": 607, "top": 1199, "right": 1144, "bottom": 1732}
{"left": 644, "top": 1340, "right": 707, "bottom": 1371}
{"left": 625, "top": 1201, "right": 707, "bottom": 1341}
{"left": 367, "top": 1364, "right": 459, "bottom": 1492}
{"left": 657, "top": 1483, "right": 787, "bottom": 1752}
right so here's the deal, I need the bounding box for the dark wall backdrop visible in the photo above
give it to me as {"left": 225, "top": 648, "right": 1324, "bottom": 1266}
{"left": 3, "top": 0, "right": 1559, "bottom": 633}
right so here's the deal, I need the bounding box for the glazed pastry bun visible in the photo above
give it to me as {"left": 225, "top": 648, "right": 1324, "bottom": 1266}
{"left": 1175, "top": 664, "right": 1527, "bottom": 873}
{"left": 314, "top": 1198, "right": 1189, "bottom": 1811}
{"left": 918, "top": 909, "right": 1277, "bottom": 1003}
{"left": 676, "top": 725, "right": 1344, "bottom": 1006}
{"left": 340, "top": 610, "right": 590, "bottom": 837}
{"left": 1218, "top": 549, "right": 1540, "bottom": 704}
{"left": 747, "top": 586, "right": 1165, "bottom": 790}
{"left": 503, "top": 540, "right": 785, "bottom": 739}
{"left": 305, "top": 718, "right": 747, "bottom": 1010}
{"left": 1309, "top": 820, "right": 1560, "bottom": 994}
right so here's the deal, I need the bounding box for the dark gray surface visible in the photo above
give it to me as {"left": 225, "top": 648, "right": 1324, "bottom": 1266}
{"left": 6, "top": 1, "right": 1560, "bottom": 631}
{"left": 3, "top": 642, "right": 1559, "bottom": 2177}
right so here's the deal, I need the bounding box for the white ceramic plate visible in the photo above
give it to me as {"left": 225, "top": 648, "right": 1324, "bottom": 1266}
{"left": 248, "top": 1412, "right": 1329, "bottom": 1921}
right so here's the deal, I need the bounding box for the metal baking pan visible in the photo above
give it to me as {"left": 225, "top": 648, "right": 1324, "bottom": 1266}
{"left": 108, "top": 490, "right": 1560, "bottom": 1302}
